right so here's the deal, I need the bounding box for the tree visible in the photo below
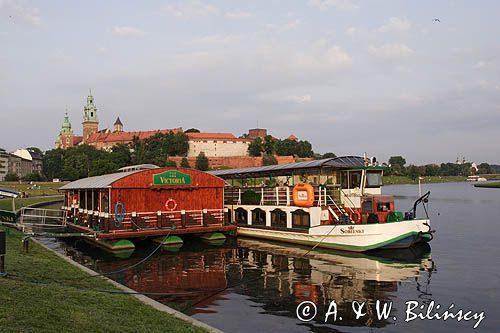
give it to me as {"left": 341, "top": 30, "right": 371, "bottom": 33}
{"left": 477, "top": 163, "right": 491, "bottom": 174}
{"left": 322, "top": 152, "right": 337, "bottom": 159}
{"left": 275, "top": 139, "right": 314, "bottom": 157}
{"left": 180, "top": 157, "right": 190, "bottom": 168}
{"left": 388, "top": 156, "right": 407, "bottom": 176}
{"left": 110, "top": 143, "right": 132, "bottom": 168}
{"left": 195, "top": 152, "right": 209, "bottom": 171}
{"left": 165, "top": 159, "right": 177, "bottom": 167}
{"left": 4, "top": 173, "right": 19, "bottom": 181}
{"left": 21, "top": 173, "right": 45, "bottom": 182}
{"left": 184, "top": 128, "right": 200, "bottom": 133}
{"left": 42, "top": 149, "right": 65, "bottom": 180}
{"left": 248, "top": 138, "right": 263, "bottom": 156}
{"left": 262, "top": 155, "right": 278, "bottom": 166}
{"left": 89, "top": 160, "right": 118, "bottom": 177}
{"left": 263, "top": 135, "right": 275, "bottom": 155}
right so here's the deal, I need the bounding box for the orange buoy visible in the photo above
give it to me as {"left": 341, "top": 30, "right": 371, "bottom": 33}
{"left": 292, "top": 183, "right": 315, "bottom": 207}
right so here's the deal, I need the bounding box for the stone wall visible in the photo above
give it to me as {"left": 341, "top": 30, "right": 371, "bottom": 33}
{"left": 169, "top": 155, "right": 298, "bottom": 169}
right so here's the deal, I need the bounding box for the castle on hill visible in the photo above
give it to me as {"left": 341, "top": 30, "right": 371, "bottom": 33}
{"left": 55, "top": 92, "right": 301, "bottom": 167}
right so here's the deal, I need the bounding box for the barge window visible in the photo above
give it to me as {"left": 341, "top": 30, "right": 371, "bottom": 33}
{"left": 350, "top": 171, "right": 362, "bottom": 188}
{"left": 271, "top": 209, "right": 287, "bottom": 227}
{"left": 236, "top": 208, "right": 248, "bottom": 225}
{"left": 252, "top": 208, "right": 266, "bottom": 226}
{"left": 292, "top": 210, "right": 310, "bottom": 229}
{"left": 366, "top": 171, "right": 383, "bottom": 187}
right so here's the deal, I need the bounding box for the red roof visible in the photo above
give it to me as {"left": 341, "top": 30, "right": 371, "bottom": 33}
{"left": 73, "top": 136, "right": 83, "bottom": 145}
{"left": 86, "top": 128, "right": 183, "bottom": 144}
{"left": 287, "top": 134, "right": 298, "bottom": 141}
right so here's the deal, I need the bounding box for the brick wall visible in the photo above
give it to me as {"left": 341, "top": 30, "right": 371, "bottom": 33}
{"left": 169, "top": 155, "right": 298, "bottom": 169}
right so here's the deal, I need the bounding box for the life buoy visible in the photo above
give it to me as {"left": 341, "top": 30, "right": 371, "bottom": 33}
{"left": 351, "top": 212, "right": 361, "bottom": 223}
{"left": 114, "top": 201, "right": 126, "bottom": 227}
{"left": 165, "top": 198, "right": 177, "bottom": 211}
{"left": 292, "top": 183, "right": 315, "bottom": 207}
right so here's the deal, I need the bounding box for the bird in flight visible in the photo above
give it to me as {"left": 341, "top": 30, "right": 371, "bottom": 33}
{"left": 432, "top": 18, "right": 441, "bottom": 22}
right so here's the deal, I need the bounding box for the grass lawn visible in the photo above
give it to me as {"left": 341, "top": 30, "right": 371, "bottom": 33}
{"left": 474, "top": 182, "right": 500, "bottom": 188}
{"left": 383, "top": 175, "right": 466, "bottom": 185}
{"left": 0, "top": 196, "right": 64, "bottom": 212}
{"left": 0, "top": 226, "right": 207, "bottom": 333}
{"left": 0, "top": 182, "right": 65, "bottom": 197}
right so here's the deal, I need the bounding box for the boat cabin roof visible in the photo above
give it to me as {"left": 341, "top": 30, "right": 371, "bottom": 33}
{"left": 209, "top": 156, "right": 370, "bottom": 179}
{"left": 60, "top": 170, "right": 141, "bottom": 190}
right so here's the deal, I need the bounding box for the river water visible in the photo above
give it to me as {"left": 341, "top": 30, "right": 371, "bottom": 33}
{"left": 40, "top": 182, "right": 499, "bottom": 332}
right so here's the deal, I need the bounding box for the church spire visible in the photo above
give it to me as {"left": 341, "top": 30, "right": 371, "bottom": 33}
{"left": 83, "top": 90, "right": 98, "bottom": 123}
{"left": 60, "top": 112, "right": 74, "bottom": 135}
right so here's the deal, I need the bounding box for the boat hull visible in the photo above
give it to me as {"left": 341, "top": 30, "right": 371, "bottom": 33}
{"left": 237, "top": 219, "right": 432, "bottom": 252}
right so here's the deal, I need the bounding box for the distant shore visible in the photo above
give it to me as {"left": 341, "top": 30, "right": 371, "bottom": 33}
{"left": 383, "top": 176, "right": 467, "bottom": 185}
{"left": 474, "top": 182, "right": 500, "bottom": 188}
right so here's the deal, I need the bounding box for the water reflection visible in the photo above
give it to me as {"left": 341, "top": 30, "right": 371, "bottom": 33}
{"left": 43, "top": 235, "right": 435, "bottom": 331}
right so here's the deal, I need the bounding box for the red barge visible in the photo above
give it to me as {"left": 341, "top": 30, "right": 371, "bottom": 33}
{"left": 60, "top": 165, "right": 236, "bottom": 252}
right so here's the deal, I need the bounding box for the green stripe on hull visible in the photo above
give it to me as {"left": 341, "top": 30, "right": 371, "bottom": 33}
{"left": 239, "top": 229, "right": 422, "bottom": 252}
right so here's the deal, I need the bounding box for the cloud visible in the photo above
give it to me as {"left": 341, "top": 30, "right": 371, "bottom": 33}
{"left": 159, "top": 1, "right": 217, "bottom": 17}
{"left": 225, "top": 9, "right": 252, "bottom": 19}
{"left": 368, "top": 43, "right": 414, "bottom": 59}
{"left": 188, "top": 34, "right": 241, "bottom": 45}
{"left": 285, "top": 95, "right": 312, "bottom": 103}
{"left": 111, "top": 26, "right": 145, "bottom": 37}
{"left": 0, "top": 0, "right": 42, "bottom": 27}
{"left": 308, "top": 0, "right": 359, "bottom": 11}
{"left": 473, "top": 61, "right": 485, "bottom": 69}
{"left": 266, "top": 18, "right": 301, "bottom": 33}
{"left": 378, "top": 17, "right": 411, "bottom": 33}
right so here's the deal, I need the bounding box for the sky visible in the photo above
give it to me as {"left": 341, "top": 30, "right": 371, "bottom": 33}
{"left": 1, "top": 0, "right": 499, "bottom": 164}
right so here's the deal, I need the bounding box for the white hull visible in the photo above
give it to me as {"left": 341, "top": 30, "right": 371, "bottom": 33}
{"left": 237, "top": 219, "right": 431, "bottom": 252}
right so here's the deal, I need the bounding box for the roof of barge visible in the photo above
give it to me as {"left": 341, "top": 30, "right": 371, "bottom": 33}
{"left": 209, "top": 156, "right": 367, "bottom": 179}
{"left": 59, "top": 170, "right": 141, "bottom": 190}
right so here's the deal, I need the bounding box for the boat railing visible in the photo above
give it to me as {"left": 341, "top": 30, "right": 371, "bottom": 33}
{"left": 339, "top": 189, "right": 356, "bottom": 215}
{"left": 66, "top": 207, "right": 227, "bottom": 232}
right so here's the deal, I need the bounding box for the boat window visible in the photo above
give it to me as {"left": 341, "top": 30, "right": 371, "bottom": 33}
{"left": 362, "top": 198, "right": 373, "bottom": 213}
{"left": 252, "top": 208, "right": 266, "bottom": 226}
{"left": 377, "top": 202, "right": 391, "bottom": 212}
{"left": 271, "top": 209, "right": 287, "bottom": 227}
{"left": 236, "top": 208, "right": 248, "bottom": 225}
{"left": 102, "top": 192, "right": 109, "bottom": 213}
{"left": 366, "top": 171, "right": 383, "bottom": 188}
{"left": 350, "top": 171, "right": 362, "bottom": 188}
{"left": 340, "top": 171, "right": 348, "bottom": 188}
{"left": 292, "top": 209, "right": 310, "bottom": 229}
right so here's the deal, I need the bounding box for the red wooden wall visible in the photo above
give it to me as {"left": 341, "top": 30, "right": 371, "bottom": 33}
{"left": 110, "top": 168, "right": 224, "bottom": 213}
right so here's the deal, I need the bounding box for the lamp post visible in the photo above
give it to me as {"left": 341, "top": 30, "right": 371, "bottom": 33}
{"left": 418, "top": 177, "right": 424, "bottom": 196}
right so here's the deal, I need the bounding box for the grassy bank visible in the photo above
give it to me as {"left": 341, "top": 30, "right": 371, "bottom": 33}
{"left": 0, "top": 182, "right": 64, "bottom": 197}
{"left": 474, "top": 182, "right": 500, "bottom": 188}
{"left": 0, "top": 226, "right": 207, "bottom": 332}
{"left": 0, "top": 196, "right": 63, "bottom": 211}
{"left": 383, "top": 175, "right": 466, "bottom": 185}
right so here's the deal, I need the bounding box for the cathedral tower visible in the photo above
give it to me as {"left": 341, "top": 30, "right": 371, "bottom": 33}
{"left": 55, "top": 112, "right": 75, "bottom": 149}
{"left": 114, "top": 117, "right": 123, "bottom": 132}
{"left": 82, "top": 90, "right": 99, "bottom": 143}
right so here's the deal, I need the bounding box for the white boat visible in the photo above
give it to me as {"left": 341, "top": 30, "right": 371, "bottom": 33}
{"left": 467, "top": 175, "right": 487, "bottom": 182}
{"left": 210, "top": 156, "right": 434, "bottom": 252}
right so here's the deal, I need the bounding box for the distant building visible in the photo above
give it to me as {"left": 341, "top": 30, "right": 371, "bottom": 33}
{"left": 8, "top": 149, "right": 43, "bottom": 178}
{"left": 0, "top": 149, "right": 9, "bottom": 181}
{"left": 54, "top": 93, "right": 301, "bottom": 164}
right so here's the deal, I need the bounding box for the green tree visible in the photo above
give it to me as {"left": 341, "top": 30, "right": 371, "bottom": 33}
{"left": 110, "top": 143, "right": 132, "bottom": 168}
{"left": 42, "top": 149, "right": 65, "bottom": 180}
{"left": 165, "top": 159, "right": 177, "bottom": 167}
{"left": 262, "top": 155, "right": 278, "bottom": 166}
{"left": 4, "top": 173, "right": 19, "bottom": 181}
{"left": 388, "top": 156, "right": 407, "bottom": 176}
{"left": 180, "top": 157, "right": 190, "bottom": 168}
{"left": 263, "top": 135, "right": 275, "bottom": 155}
{"left": 195, "top": 152, "right": 209, "bottom": 171}
{"left": 89, "top": 160, "right": 118, "bottom": 177}
{"left": 322, "top": 152, "right": 337, "bottom": 159}
{"left": 248, "top": 138, "right": 263, "bottom": 156}
{"left": 184, "top": 128, "right": 200, "bottom": 133}
{"left": 477, "top": 163, "right": 491, "bottom": 174}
